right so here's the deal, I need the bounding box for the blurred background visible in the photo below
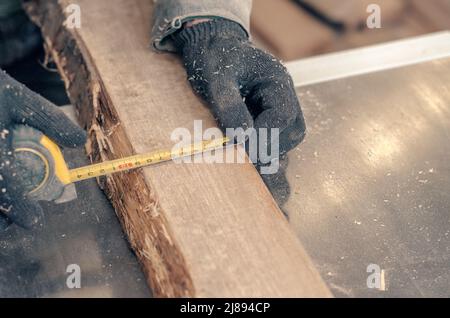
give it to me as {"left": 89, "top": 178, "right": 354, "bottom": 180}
{"left": 251, "top": 0, "right": 450, "bottom": 61}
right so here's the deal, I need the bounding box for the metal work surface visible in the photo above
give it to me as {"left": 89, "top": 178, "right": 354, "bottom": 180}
{"left": 287, "top": 58, "right": 450, "bottom": 297}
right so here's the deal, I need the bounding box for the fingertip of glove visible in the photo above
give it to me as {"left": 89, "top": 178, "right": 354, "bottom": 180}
{"left": 67, "top": 128, "right": 87, "bottom": 148}
{"left": 54, "top": 126, "right": 87, "bottom": 148}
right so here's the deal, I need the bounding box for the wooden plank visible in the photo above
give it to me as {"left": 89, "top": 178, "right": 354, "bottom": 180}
{"left": 251, "top": 0, "right": 336, "bottom": 60}
{"left": 25, "top": 0, "right": 331, "bottom": 297}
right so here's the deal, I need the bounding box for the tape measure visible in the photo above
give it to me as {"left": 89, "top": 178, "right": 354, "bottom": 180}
{"left": 12, "top": 125, "right": 229, "bottom": 204}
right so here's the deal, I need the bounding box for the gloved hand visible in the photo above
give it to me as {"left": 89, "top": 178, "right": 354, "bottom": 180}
{"left": 0, "top": 70, "right": 86, "bottom": 230}
{"left": 173, "top": 19, "right": 306, "bottom": 152}
{"left": 0, "top": 10, "right": 42, "bottom": 67}
{"left": 173, "top": 19, "right": 306, "bottom": 207}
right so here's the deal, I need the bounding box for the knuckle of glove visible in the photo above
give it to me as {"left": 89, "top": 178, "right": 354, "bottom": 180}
{"left": 0, "top": 71, "right": 23, "bottom": 105}
{"left": 0, "top": 168, "right": 21, "bottom": 213}
{"left": 0, "top": 139, "right": 28, "bottom": 227}
{"left": 0, "top": 214, "right": 10, "bottom": 231}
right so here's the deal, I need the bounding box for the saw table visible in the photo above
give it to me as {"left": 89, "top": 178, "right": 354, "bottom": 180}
{"left": 285, "top": 32, "right": 450, "bottom": 297}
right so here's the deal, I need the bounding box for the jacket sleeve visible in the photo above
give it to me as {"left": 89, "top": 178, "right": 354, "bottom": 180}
{"left": 151, "top": 0, "right": 253, "bottom": 52}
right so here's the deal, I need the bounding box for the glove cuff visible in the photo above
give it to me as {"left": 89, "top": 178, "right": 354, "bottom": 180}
{"left": 172, "top": 18, "right": 248, "bottom": 51}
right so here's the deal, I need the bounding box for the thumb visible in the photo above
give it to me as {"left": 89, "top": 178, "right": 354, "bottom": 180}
{"left": 13, "top": 92, "right": 87, "bottom": 148}
{"left": 2, "top": 71, "right": 86, "bottom": 148}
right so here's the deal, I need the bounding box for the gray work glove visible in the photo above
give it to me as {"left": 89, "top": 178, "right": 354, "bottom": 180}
{"left": 0, "top": 70, "right": 86, "bottom": 230}
{"left": 0, "top": 9, "right": 42, "bottom": 67}
{"left": 172, "top": 19, "right": 306, "bottom": 207}
{"left": 172, "top": 19, "right": 306, "bottom": 153}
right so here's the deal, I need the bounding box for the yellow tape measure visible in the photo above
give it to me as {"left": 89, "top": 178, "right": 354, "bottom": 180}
{"left": 13, "top": 124, "right": 230, "bottom": 203}
{"left": 70, "top": 137, "right": 230, "bottom": 183}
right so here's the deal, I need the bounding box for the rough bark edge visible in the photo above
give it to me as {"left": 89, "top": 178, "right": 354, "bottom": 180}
{"left": 24, "top": 0, "right": 195, "bottom": 298}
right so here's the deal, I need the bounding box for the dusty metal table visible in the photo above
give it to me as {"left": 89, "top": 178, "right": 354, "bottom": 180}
{"left": 285, "top": 32, "right": 450, "bottom": 297}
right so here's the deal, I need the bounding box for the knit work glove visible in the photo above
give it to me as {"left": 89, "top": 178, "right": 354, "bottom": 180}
{"left": 172, "top": 19, "right": 306, "bottom": 157}
{"left": 0, "top": 70, "right": 86, "bottom": 230}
